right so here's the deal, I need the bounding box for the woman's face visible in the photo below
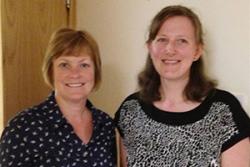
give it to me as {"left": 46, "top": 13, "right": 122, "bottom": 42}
{"left": 53, "top": 51, "right": 95, "bottom": 103}
{"left": 148, "top": 16, "right": 202, "bottom": 82}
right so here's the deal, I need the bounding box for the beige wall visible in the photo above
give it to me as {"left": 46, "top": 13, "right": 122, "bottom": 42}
{"left": 76, "top": 0, "right": 250, "bottom": 117}
{"left": 0, "top": 0, "right": 3, "bottom": 133}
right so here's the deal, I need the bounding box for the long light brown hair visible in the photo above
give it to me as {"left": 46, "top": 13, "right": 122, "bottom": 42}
{"left": 138, "top": 5, "right": 216, "bottom": 103}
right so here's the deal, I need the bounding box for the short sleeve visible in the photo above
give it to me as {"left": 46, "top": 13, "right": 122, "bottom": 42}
{"left": 114, "top": 93, "right": 139, "bottom": 138}
{"left": 221, "top": 91, "right": 250, "bottom": 152}
{"left": 0, "top": 116, "right": 32, "bottom": 166}
{"left": 114, "top": 102, "right": 125, "bottom": 138}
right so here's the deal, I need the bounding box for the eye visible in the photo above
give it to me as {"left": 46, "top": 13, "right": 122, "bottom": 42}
{"left": 176, "top": 39, "right": 188, "bottom": 44}
{"left": 58, "top": 62, "right": 69, "bottom": 68}
{"left": 156, "top": 37, "right": 168, "bottom": 43}
{"left": 80, "top": 63, "right": 90, "bottom": 68}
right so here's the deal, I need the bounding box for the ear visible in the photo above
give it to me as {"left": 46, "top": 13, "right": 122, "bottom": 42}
{"left": 147, "top": 41, "right": 154, "bottom": 58}
{"left": 193, "top": 44, "right": 203, "bottom": 61}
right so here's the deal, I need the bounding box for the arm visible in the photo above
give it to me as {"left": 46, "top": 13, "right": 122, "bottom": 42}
{"left": 221, "top": 137, "right": 250, "bottom": 167}
{"left": 0, "top": 127, "right": 32, "bottom": 166}
{"left": 119, "top": 137, "right": 128, "bottom": 167}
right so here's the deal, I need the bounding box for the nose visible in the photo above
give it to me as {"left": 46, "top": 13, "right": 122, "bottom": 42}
{"left": 69, "top": 67, "right": 81, "bottom": 78}
{"left": 165, "top": 41, "right": 176, "bottom": 55}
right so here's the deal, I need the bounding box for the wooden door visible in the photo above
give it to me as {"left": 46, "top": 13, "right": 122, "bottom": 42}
{"left": 2, "top": 0, "right": 75, "bottom": 126}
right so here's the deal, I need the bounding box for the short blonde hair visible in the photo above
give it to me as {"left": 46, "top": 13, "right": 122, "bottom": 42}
{"left": 42, "top": 28, "right": 102, "bottom": 90}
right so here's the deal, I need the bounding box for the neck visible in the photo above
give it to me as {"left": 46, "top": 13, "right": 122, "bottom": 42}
{"left": 155, "top": 77, "right": 201, "bottom": 112}
{"left": 55, "top": 95, "right": 87, "bottom": 121}
{"left": 159, "top": 77, "right": 189, "bottom": 102}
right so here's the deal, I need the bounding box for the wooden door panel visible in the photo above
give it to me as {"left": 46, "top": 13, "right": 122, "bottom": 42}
{"left": 2, "top": 0, "right": 75, "bottom": 125}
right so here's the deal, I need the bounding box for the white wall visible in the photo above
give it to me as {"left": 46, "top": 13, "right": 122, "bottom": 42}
{"left": 76, "top": 0, "right": 250, "bottom": 117}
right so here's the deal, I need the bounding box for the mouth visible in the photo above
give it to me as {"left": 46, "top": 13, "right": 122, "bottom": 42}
{"left": 66, "top": 83, "right": 85, "bottom": 88}
{"left": 162, "top": 59, "right": 180, "bottom": 65}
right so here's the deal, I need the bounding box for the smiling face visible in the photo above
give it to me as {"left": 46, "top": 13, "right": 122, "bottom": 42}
{"left": 53, "top": 51, "right": 95, "bottom": 103}
{"left": 148, "top": 16, "right": 202, "bottom": 83}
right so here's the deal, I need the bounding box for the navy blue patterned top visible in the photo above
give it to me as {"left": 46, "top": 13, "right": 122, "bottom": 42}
{"left": 0, "top": 92, "right": 117, "bottom": 167}
{"left": 115, "top": 89, "right": 250, "bottom": 167}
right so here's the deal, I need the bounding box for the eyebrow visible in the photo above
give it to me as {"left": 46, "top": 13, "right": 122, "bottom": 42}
{"left": 57, "top": 57, "right": 90, "bottom": 62}
{"left": 156, "top": 34, "right": 193, "bottom": 40}
{"left": 156, "top": 34, "right": 167, "bottom": 37}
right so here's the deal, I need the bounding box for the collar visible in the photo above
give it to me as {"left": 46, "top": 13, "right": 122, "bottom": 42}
{"left": 39, "top": 91, "right": 98, "bottom": 130}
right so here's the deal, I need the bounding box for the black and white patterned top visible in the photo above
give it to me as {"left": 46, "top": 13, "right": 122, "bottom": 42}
{"left": 115, "top": 89, "right": 250, "bottom": 167}
{"left": 0, "top": 92, "right": 117, "bottom": 167}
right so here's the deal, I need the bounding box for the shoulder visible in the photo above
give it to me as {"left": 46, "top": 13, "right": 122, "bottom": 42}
{"left": 4, "top": 92, "right": 58, "bottom": 130}
{"left": 204, "top": 88, "right": 244, "bottom": 112}
{"left": 209, "top": 89, "right": 248, "bottom": 115}
{"left": 0, "top": 92, "right": 56, "bottom": 141}
{"left": 87, "top": 100, "right": 113, "bottom": 121}
{"left": 6, "top": 104, "right": 45, "bottom": 127}
{"left": 1, "top": 105, "right": 47, "bottom": 138}
{"left": 115, "top": 92, "right": 142, "bottom": 115}
{"left": 114, "top": 92, "right": 142, "bottom": 123}
{"left": 124, "top": 92, "right": 140, "bottom": 100}
{"left": 94, "top": 107, "right": 114, "bottom": 122}
{"left": 114, "top": 92, "right": 141, "bottom": 137}
{"left": 119, "top": 92, "right": 141, "bottom": 106}
{"left": 209, "top": 89, "right": 250, "bottom": 150}
{"left": 88, "top": 101, "right": 115, "bottom": 129}
{"left": 211, "top": 89, "right": 239, "bottom": 103}
{"left": 0, "top": 105, "right": 48, "bottom": 156}
{"left": 209, "top": 88, "right": 248, "bottom": 117}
